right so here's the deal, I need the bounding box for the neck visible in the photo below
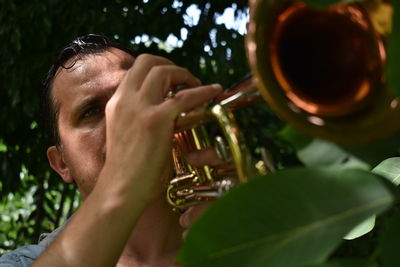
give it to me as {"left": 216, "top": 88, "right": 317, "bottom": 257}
{"left": 118, "top": 196, "right": 183, "bottom": 266}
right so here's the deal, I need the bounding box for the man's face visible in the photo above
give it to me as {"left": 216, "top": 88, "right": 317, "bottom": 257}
{"left": 47, "top": 48, "right": 135, "bottom": 199}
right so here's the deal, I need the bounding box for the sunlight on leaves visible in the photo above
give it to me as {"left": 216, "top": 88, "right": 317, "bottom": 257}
{"left": 0, "top": 139, "right": 7, "bottom": 152}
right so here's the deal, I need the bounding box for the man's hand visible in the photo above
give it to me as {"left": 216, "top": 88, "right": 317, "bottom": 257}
{"left": 104, "top": 54, "right": 223, "bottom": 203}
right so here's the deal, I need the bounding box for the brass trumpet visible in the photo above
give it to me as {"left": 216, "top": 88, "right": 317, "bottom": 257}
{"left": 167, "top": 0, "right": 400, "bottom": 209}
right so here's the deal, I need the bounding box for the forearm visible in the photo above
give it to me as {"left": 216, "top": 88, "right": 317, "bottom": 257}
{"left": 33, "top": 165, "right": 149, "bottom": 267}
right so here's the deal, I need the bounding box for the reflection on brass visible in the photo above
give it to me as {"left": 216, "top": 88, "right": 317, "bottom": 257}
{"left": 167, "top": 103, "right": 257, "bottom": 209}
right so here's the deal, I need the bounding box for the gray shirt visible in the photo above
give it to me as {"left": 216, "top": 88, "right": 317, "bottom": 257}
{"left": 0, "top": 222, "right": 67, "bottom": 266}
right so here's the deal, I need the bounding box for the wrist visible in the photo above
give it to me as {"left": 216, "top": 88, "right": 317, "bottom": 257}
{"left": 95, "top": 161, "right": 155, "bottom": 212}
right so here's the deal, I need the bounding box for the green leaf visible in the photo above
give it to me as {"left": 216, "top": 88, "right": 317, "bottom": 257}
{"left": 388, "top": 0, "right": 400, "bottom": 97}
{"left": 281, "top": 130, "right": 370, "bottom": 170}
{"left": 297, "top": 139, "right": 369, "bottom": 170}
{"left": 343, "top": 216, "right": 375, "bottom": 240}
{"left": 279, "top": 126, "right": 394, "bottom": 170}
{"left": 298, "top": 139, "right": 346, "bottom": 166}
{"left": 372, "top": 157, "right": 400, "bottom": 185}
{"left": 179, "top": 168, "right": 394, "bottom": 267}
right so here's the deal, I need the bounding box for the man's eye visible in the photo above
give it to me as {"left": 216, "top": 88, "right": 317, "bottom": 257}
{"left": 82, "top": 107, "right": 103, "bottom": 118}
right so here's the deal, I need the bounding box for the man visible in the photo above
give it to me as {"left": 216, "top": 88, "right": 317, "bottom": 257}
{"left": 0, "top": 34, "right": 222, "bottom": 266}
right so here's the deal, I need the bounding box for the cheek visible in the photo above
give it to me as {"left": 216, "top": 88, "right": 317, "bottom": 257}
{"left": 81, "top": 125, "right": 106, "bottom": 156}
{"left": 61, "top": 121, "right": 106, "bottom": 183}
{"left": 79, "top": 123, "right": 106, "bottom": 173}
{"left": 68, "top": 121, "right": 105, "bottom": 154}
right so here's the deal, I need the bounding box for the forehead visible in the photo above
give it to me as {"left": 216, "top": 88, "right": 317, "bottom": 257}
{"left": 52, "top": 48, "right": 134, "bottom": 110}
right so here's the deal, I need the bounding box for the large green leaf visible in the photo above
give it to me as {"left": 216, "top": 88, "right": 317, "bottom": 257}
{"left": 179, "top": 168, "right": 394, "bottom": 267}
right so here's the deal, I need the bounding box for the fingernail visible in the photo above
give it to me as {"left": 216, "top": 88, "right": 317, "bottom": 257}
{"left": 211, "top": 83, "right": 223, "bottom": 91}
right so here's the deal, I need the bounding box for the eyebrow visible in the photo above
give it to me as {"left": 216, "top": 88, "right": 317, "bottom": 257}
{"left": 71, "top": 78, "right": 121, "bottom": 119}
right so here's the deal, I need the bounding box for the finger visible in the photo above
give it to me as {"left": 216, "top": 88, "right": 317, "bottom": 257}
{"left": 139, "top": 65, "right": 201, "bottom": 105}
{"left": 186, "top": 148, "right": 225, "bottom": 167}
{"left": 162, "top": 83, "right": 223, "bottom": 119}
{"left": 116, "top": 54, "right": 175, "bottom": 96}
{"left": 179, "top": 203, "right": 212, "bottom": 229}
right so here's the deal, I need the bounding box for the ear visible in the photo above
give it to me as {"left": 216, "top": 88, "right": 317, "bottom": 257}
{"left": 47, "top": 146, "right": 74, "bottom": 183}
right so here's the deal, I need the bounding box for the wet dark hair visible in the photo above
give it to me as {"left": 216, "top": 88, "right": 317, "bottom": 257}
{"left": 41, "top": 34, "right": 137, "bottom": 147}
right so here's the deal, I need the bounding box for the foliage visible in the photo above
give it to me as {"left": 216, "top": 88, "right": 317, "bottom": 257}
{"left": 1, "top": 0, "right": 400, "bottom": 267}
{"left": 179, "top": 168, "right": 394, "bottom": 267}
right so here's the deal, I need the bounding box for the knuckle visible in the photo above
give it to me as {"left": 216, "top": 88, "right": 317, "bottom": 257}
{"left": 180, "top": 66, "right": 190, "bottom": 73}
{"left": 173, "top": 91, "right": 190, "bottom": 103}
{"left": 106, "top": 99, "right": 122, "bottom": 117}
{"left": 105, "top": 97, "right": 116, "bottom": 114}
{"left": 106, "top": 94, "right": 133, "bottom": 116}
{"left": 136, "top": 54, "right": 173, "bottom": 67}
{"left": 135, "top": 53, "right": 154, "bottom": 63}
{"left": 150, "top": 65, "right": 168, "bottom": 77}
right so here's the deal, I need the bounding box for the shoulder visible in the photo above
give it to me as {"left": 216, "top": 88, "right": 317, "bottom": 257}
{"left": 0, "top": 245, "right": 45, "bottom": 266}
{"left": 0, "top": 218, "right": 70, "bottom": 266}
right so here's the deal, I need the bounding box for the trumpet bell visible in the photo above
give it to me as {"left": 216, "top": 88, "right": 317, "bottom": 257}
{"left": 246, "top": 0, "right": 400, "bottom": 144}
